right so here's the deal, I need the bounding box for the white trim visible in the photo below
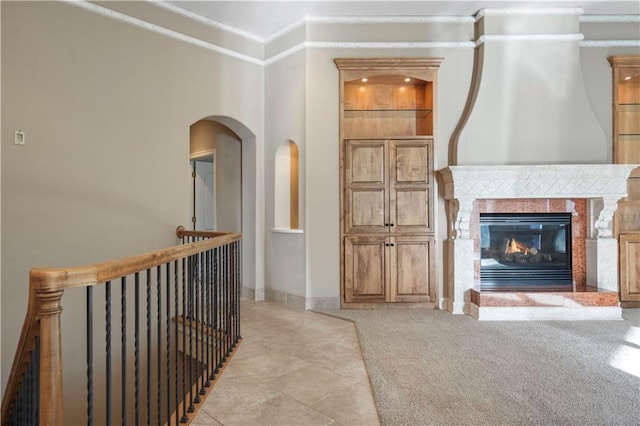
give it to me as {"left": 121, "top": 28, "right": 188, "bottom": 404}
{"left": 271, "top": 228, "right": 304, "bottom": 234}
{"left": 307, "top": 15, "right": 475, "bottom": 25}
{"left": 580, "top": 40, "right": 640, "bottom": 47}
{"left": 476, "top": 33, "right": 584, "bottom": 46}
{"left": 63, "top": 0, "right": 264, "bottom": 65}
{"left": 580, "top": 15, "right": 640, "bottom": 23}
{"left": 305, "top": 41, "right": 477, "bottom": 49}
{"left": 264, "top": 15, "right": 475, "bottom": 43}
{"left": 476, "top": 7, "right": 584, "bottom": 20}
{"left": 59, "top": 2, "right": 640, "bottom": 66}
{"left": 148, "top": 0, "right": 264, "bottom": 42}
{"left": 190, "top": 148, "right": 216, "bottom": 161}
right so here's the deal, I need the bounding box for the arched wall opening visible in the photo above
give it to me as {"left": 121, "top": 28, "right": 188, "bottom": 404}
{"left": 189, "top": 115, "right": 259, "bottom": 298}
{"left": 274, "top": 140, "right": 300, "bottom": 231}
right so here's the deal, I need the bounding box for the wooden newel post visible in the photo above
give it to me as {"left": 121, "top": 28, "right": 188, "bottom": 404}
{"left": 35, "top": 282, "right": 65, "bottom": 425}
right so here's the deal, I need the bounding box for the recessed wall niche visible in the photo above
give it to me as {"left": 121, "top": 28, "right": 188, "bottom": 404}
{"left": 274, "top": 140, "right": 301, "bottom": 232}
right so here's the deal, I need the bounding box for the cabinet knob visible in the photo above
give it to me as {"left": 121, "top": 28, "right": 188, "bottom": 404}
{"left": 390, "top": 224, "right": 394, "bottom": 227}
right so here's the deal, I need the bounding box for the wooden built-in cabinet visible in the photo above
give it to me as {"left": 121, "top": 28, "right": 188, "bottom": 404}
{"left": 610, "top": 55, "right": 640, "bottom": 307}
{"left": 619, "top": 233, "right": 640, "bottom": 305}
{"left": 335, "top": 58, "right": 442, "bottom": 307}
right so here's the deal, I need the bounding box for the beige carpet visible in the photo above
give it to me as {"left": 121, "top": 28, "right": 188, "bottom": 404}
{"left": 322, "top": 308, "right": 640, "bottom": 426}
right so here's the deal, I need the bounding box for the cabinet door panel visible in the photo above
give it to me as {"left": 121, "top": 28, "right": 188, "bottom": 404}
{"left": 349, "top": 144, "right": 385, "bottom": 183}
{"left": 350, "top": 190, "right": 386, "bottom": 229}
{"left": 394, "top": 189, "right": 430, "bottom": 230}
{"left": 390, "top": 140, "right": 433, "bottom": 233}
{"left": 389, "top": 236, "right": 434, "bottom": 303}
{"left": 394, "top": 145, "right": 429, "bottom": 183}
{"left": 620, "top": 233, "right": 640, "bottom": 302}
{"left": 344, "top": 237, "right": 387, "bottom": 303}
{"left": 346, "top": 140, "right": 388, "bottom": 233}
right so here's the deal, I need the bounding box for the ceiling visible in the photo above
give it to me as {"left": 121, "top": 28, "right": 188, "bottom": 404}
{"left": 166, "top": 1, "right": 640, "bottom": 39}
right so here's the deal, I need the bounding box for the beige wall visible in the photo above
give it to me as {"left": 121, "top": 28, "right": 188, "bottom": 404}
{"left": 264, "top": 51, "right": 306, "bottom": 299}
{"left": 1, "top": 1, "right": 264, "bottom": 401}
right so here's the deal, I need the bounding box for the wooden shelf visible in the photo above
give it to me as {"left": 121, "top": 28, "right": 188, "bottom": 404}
{"left": 344, "top": 109, "right": 433, "bottom": 119}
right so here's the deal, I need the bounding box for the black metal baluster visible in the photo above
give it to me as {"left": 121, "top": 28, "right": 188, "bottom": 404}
{"left": 106, "top": 281, "right": 112, "bottom": 426}
{"left": 208, "top": 248, "right": 215, "bottom": 381}
{"left": 122, "top": 277, "right": 127, "bottom": 426}
{"left": 26, "top": 348, "right": 31, "bottom": 426}
{"left": 223, "top": 245, "right": 229, "bottom": 361}
{"left": 187, "top": 255, "right": 195, "bottom": 413}
{"left": 198, "top": 250, "right": 206, "bottom": 398}
{"left": 232, "top": 242, "right": 239, "bottom": 345}
{"left": 135, "top": 272, "right": 140, "bottom": 426}
{"left": 146, "top": 269, "right": 151, "bottom": 426}
{"left": 181, "top": 257, "right": 188, "bottom": 423}
{"left": 194, "top": 251, "right": 201, "bottom": 404}
{"left": 166, "top": 263, "right": 171, "bottom": 424}
{"left": 214, "top": 247, "right": 220, "bottom": 376}
{"left": 34, "top": 336, "right": 40, "bottom": 425}
{"left": 204, "top": 248, "right": 211, "bottom": 388}
{"left": 228, "top": 244, "right": 233, "bottom": 354}
{"left": 236, "top": 241, "right": 241, "bottom": 343}
{"left": 174, "top": 260, "right": 179, "bottom": 426}
{"left": 156, "top": 266, "right": 162, "bottom": 426}
{"left": 238, "top": 241, "right": 242, "bottom": 342}
{"left": 87, "top": 286, "right": 94, "bottom": 426}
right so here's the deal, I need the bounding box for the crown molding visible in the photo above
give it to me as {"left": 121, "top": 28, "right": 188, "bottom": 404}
{"left": 148, "top": 0, "right": 264, "bottom": 42}
{"left": 580, "top": 40, "right": 640, "bottom": 47}
{"left": 63, "top": 1, "right": 640, "bottom": 66}
{"left": 264, "top": 14, "right": 475, "bottom": 44}
{"left": 476, "top": 33, "right": 584, "bottom": 46}
{"left": 307, "top": 15, "right": 475, "bottom": 24}
{"left": 476, "top": 8, "right": 584, "bottom": 20}
{"left": 580, "top": 15, "right": 640, "bottom": 23}
{"left": 63, "top": 1, "right": 263, "bottom": 65}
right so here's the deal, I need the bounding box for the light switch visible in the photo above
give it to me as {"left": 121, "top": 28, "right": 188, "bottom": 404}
{"left": 14, "top": 130, "right": 25, "bottom": 145}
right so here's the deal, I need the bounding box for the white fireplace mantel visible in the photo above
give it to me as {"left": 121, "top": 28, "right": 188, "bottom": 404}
{"left": 437, "top": 164, "right": 638, "bottom": 318}
{"left": 439, "top": 164, "right": 637, "bottom": 239}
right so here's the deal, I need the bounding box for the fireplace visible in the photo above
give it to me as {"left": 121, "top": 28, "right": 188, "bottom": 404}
{"left": 480, "top": 213, "right": 572, "bottom": 291}
{"left": 438, "top": 164, "right": 636, "bottom": 319}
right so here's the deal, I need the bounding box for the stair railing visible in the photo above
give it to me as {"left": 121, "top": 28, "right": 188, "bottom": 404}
{"left": 2, "top": 226, "right": 242, "bottom": 425}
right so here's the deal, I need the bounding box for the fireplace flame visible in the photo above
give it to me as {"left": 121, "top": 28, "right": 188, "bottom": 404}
{"left": 505, "top": 238, "right": 538, "bottom": 255}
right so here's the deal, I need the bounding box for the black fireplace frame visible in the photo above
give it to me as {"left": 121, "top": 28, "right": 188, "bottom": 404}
{"left": 480, "top": 213, "right": 573, "bottom": 291}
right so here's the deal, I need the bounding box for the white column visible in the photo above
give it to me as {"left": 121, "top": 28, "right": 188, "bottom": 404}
{"left": 446, "top": 238, "right": 475, "bottom": 314}
{"left": 586, "top": 238, "right": 619, "bottom": 292}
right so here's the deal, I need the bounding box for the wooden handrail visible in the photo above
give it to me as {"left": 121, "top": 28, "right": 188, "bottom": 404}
{"left": 30, "top": 231, "right": 241, "bottom": 289}
{"left": 1, "top": 228, "right": 242, "bottom": 425}
{"left": 175, "top": 225, "right": 233, "bottom": 239}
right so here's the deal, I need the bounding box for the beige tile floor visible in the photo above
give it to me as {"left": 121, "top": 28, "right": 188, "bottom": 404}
{"left": 191, "top": 300, "right": 380, "bottom": 425}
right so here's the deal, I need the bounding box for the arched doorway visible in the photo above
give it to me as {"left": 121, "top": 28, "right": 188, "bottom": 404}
{"left": 189, "top": 116, "right": 261, "bottom": 300}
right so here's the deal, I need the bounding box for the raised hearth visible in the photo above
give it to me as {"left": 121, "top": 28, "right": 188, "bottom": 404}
{"left": 469, "top": 287, "right": 620, "bottom": 320}
{"left": 438, "top": 164, "right": 638, "bottom": 320}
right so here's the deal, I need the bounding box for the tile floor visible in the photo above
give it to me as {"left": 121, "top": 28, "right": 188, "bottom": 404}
{"left": 191, "top": 300, "right": 380, "bottom": 425}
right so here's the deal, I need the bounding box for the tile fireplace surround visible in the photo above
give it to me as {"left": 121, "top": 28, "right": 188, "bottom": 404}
{"left": 439, "top": 164, "right": 638, "bottom": 320}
